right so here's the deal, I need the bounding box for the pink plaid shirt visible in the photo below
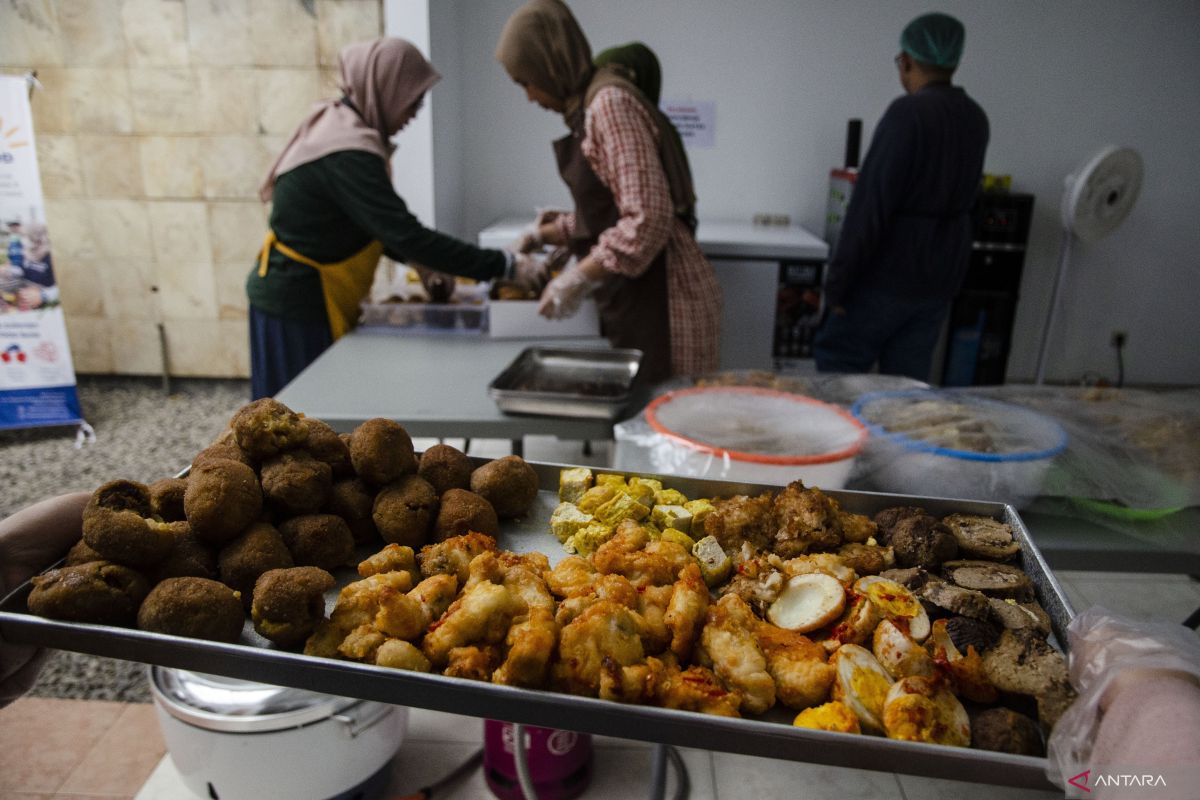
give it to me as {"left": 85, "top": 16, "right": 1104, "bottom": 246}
{"left": 555, "top": 86, "right": 722, "bottom": 376}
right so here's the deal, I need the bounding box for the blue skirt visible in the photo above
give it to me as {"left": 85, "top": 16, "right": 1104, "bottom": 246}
{"left": 249, "top": 306, "right": 332, "bottom": 400}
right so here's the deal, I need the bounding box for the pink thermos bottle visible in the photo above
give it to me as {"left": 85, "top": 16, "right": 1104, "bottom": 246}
{"left": 483, "top": 720, "right": 593, "bottom": 800}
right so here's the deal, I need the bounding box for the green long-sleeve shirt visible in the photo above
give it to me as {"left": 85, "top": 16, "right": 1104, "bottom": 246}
{"left": 246, "top": 150, "right": 506, "bottom": 323}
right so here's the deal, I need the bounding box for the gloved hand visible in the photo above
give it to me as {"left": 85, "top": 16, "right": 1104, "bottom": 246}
{"left": 511, "top": 252, "right": 549, "bottom": 293}
{"left": 0, "top": 492, "right": 90, "bottom": 708}
{"left": 412, "top": 263, "right": 454, "bottom": 303}
{"left": 537, "top": 265, "right": 599, "bottom": 320}
{"left": 514, "top": 226, "right": 543, "bottom": 254}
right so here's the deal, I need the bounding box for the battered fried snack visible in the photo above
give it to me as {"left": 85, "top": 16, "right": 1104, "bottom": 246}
{"left": 301, "top": 417, "right": 353, "bottom": 477}
{"left": 350, "top": 418, "right": 417, "bottom": 486}
{"left": 704, "top": 493, "right": 773, "bottom": 552}
{"left": 64, "top": 539, "right": 105, "bottom": 566}
{"left": 137, "top": 577, "right": 244, "bottom": 643}
{"left": 149, "top": 523, "right": 218, "bottom": 583}
{"left": 260, "top": 450, "right": 332, "bottom": 517}
{"left": 469, "top": 455, "right": 538, "bottom": 519}
{"left": 328, "top": 477, "right": 380, "bottom": 544}
{"left": 278, "top": 513, "right": 355, "bottom": 570}
{"left": 192, "top": 438, "right": 255, "bottom": 470}
{"left": 82, "top": 479, "right": 175, "bottom": 568}
{"left": 890, "top": 514, "right": 958, "bottom": 569}
{"left": 149, "top": 477, "right": 188, "bottom": 522}
{"left": 432, "top": 489, "right": 498, "bottom": 541}
{"left": 418, "top": 444, "right": 473, "bottom": 495}
{"left": 28, "top": 561, "right": 150, "bottom": 627}
{"left": 231, "top": 398, "right": 308, "bottom": 460}
{"left": 218, "top": 522, "right": 294, "bottom": 606}
{"left": 373, "top": 474, "right": 439, "bottom": 548}
{"left": 251, "top": 566, "right": 336, "bottom": 648}
{"left": 772, "top": 480, "right": 843, "bottom": 558}
{"left": 183, "top": 458, "right": 263, "bottom": 546}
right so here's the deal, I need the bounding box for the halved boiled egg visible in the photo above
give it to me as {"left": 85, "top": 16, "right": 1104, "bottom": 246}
{"left": 854, "top": 576, "right": 930, "bottom": 641}
{"left": 872, "top": 618, "right": 935, "bottom": 680}
{"left": 831, "top": 643, "right": 894, "bottom": 734}
{"left": 767, "top": 572, "right": 846, "bottom": 633}
{"left": 881, "top": 675, "right": 970, "bottom": 747}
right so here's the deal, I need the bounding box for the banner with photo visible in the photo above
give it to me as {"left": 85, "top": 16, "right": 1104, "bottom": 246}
{"left": 0, "top": 75, "right": 83, "bottom": 431}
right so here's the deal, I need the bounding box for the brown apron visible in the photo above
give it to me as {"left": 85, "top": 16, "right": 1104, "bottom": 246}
{"left": 553, "top": 131, "right": 672, "bottom": 387}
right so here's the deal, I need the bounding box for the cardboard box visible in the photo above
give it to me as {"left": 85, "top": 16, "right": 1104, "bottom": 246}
{"left": 486, "top": 299, "right": 601, "bottom": 339}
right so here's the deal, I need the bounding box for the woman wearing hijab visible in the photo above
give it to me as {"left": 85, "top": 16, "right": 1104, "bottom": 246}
{"left": 496, "top": 1, "right": 721, "bottom": 384}
{"left": 247, "top": 37, "right": 542, "bottom": 400}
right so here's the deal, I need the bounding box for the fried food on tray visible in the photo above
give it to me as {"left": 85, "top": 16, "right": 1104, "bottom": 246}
{"left": 137, "top": 577, "right": 244, "bottom": 643}
{"left": 304, "top": 570, "right": 415, "bottom": 658}
{"left": 350, "top": 418, "right": 417, "bottom": 486}
{"left": 329, "top": 477, "right": 380, "bottom": 544}
{"left": 300, "top": 416, "right": 353, "bottom": 477}
{"left": 444, "top": 644, "right": 502, "bottom": 681}
{"left": 704, "top": 492, "right": 773, "bottom": 552}
{"left": 260, "top": 450, "right": 332, "bottom": 517}
{"left": 421, "top": 580, "right": 516, "bottom": 668}
{"left": 183, "top": 458, "right": 263, "bottom": 546}
{"left": 375, "top": 639, "right": 432, "bottom": 672}
{"left": 696, "top": 593, "right": 775, "bottom": 715}
{"left": 192, "top": 438, "right": 255, "bottom": 470}
{"left": 82, "top": 480, "right": 175, "bottom": 568}
{"left": 433, "top": 488, "right": 498, "bottom": 541}
{"left": 655, "top": 657, "right": 741, "bottom": 717}
{"left": 469, "top": 455, "right": 538, "bottom": 519}
{"left": 493, "top": 607, "right": 558, "bottom": 688}
{"left": 64, "top": 538, "right": 105, "bottom": 566}
{"left": 837, "top": 542, "right": 895, "bottom": 576}
{"left": 418, "top": 444, "right": 473, "bottom": 495}
{"left": 231, "top": 398, "right": 308, "bottom": 460}
{"left": 664, "top": 563, "right": 709, "bottom": 661}
{"left": 889, "top": 513, "right": 958, "bottom": 569}
{"left": 149, "top": 477, "right": 188, "bottom": 522}
{"left": 871, "top": 506, "right": 928, "bottom": 545}
{"left": 553, "top": 599, "right": 646, "bottom": 699}
{"left": 28, "top": 561, "right": 150, "bottom": 627}
{"left": 358, "top": 542, "right": 418, "bottom": 580}
{"left": 881, "top": 675, "right": 970, "bottom": 746}
{"left": 772, "top": 480, "right": 843, "bottom": 557}
{"left": 218, "top": 522, "right": 294, "bottom": 606}
{"left": 149, "top": 522, "right": 218, "bottom": 583}
{"left": 251, "top": 566, "right": 336, "bottom": 648}
{"left": 793, "top": 701, "right": 861, "bottom": 733}
{"left": 373, "top": 474, "right": 438, "bottom": 548}
{"left": 592, "top": 520, "right": 691, "bottom": 588}
{"left": 417, "top": 532, "right": 496, "bottom": 584}
{"left": 544, "top": 554, "right": 596, "bottom": 598}
{"left": 374, "top": 573, "right": 459, "bottom": 640}
{"left": 278, "top": 514, "right": 354, "bottom": 571}
{"left": 970, "top": 707, "right": 1044, "bottom": 756}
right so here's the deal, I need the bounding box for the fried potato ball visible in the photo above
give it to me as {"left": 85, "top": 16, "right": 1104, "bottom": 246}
{"left": 373, "top": 474, "right": 438, "bottom": 548}
{"left": 231, "top": 398, "right": 308, "bottom": 460}
{"left": 418, "top": 444, "right": 473, "bottom": 495}
{"left": 64, "top": 539, "right": 105, "bottom": 566}
{"left": 192, "top": 437, "right": 255, "bottom": 470}
{"left": 183, "top": 458, "right": 263, "bottom": 546}
{"left": 28, "top": 561, "right": 150, "bottom": 627}
{"left": 301, "top": 417, "right": 354, "bottom": 478}
{"left": 469, "top": 455, "right": 538, "bottom": 519}
{"left": 260, "top": 450, "right": 332, "bottom": 516}
{"left": 251, "top": 566, "right": 336, "bottom": 648}
{"left": 328, "top": 477, "right": 380, "bottom": 544}
{"left": 350, "top": 418, "right": 417, "bottom": 486}
{"left": 149, "top": 477, "right": 188, "bottom": 522}
{"left": 137, "top": 577, "right": 244, "bottom": 643}
{"left": 82, "top": 480, "right": 175, "bottom": 568}
{"left": 149, "top": 522, "right": 218, "bottom": 583}
{"left": 218, "top": 522, "right": 294, "bottom": 607}
{"left": 279, "top": 514, "right": 355, "bottom": 570}
{"left": 433, "top": 488, "right": 498, "bottom": 541}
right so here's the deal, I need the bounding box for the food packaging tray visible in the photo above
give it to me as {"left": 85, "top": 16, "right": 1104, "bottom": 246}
{"left": 0, "top": 461, "right": 1072, "bottom": 790}
{"left": 488, "top": 346, "right": 642, "bottom": 420}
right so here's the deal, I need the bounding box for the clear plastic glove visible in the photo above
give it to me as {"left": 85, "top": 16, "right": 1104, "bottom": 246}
{"left": 1045, "top": 606, "right": 1200, "bottom": 792}
{"left": 0, "top": 492, "right": 89, "bottom": 708}
{"left": 511, "top": 252, "right": 550, "bottom": 293}
{"left": 514, "top": 225, "right": 543, "bottom": 254}
{"left": 537, "top": 265, "right": 599, "bottom": 320}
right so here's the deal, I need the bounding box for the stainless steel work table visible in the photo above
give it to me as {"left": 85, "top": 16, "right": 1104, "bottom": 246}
{"left": 274, "top": 331, "right": 618, "bottom": 440}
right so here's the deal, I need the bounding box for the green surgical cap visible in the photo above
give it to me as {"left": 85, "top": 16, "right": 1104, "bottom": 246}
{"left": 900, "top": 12, "right": 965, "bottom": 68}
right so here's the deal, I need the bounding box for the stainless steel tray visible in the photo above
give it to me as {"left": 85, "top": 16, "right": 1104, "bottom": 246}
{"left": 0, "top": 460, "right": 1072, "bottom": 790}
{"left": 488, "top": 346, "right": 642, "bottom": 419}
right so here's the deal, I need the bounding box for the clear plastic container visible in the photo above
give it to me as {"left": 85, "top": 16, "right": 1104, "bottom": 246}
{"left": 358, "top": 300, "right": 487, "bottom": 334}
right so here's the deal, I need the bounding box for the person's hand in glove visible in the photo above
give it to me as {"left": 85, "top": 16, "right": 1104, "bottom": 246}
{"left": 412, "top": 263, "right": 454, "bottom": 303}
{"left": 537, "top": 262, "right": 602, "bottom": 320}
{"left": 514, "top": 208, "right": 568, "bottom": 253}
{"left": 1, "top": 491, "right": 89, "bottom": 708}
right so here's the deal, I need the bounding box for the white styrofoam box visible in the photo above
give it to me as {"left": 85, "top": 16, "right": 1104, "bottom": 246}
{"left": 487, "top": 298, "right": 601, "bottom": 339}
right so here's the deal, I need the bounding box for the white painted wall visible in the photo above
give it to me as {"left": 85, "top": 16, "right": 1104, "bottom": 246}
{"left": 396, "top": 0, "right": 1200, "bottom": 386}
{"left": 384, "top": 0, "right": 436, "bottom": 226}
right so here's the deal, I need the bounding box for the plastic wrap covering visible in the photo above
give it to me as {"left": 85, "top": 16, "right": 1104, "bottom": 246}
{"left": 850, "top": 389, "right": 1068, "bottom": 509}
{"left": 613, "top": 386, "right": 867, "bottom": 488}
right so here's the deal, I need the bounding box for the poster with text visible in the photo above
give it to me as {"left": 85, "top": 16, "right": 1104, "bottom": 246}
{"left": 0, "top": 75, "right": 83, "bottom": 430}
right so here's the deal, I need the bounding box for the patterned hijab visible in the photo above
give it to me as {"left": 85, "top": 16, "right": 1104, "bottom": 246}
{"left": 259, "top": 38, "right": 440, "bottom": 201}
{"left": 495, "top": 0, "right": 595, "bottom": 128}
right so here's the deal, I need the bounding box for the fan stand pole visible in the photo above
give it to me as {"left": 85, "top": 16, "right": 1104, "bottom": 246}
{"left": 1034, "top": 228, "right": 1074, "bottom": 385}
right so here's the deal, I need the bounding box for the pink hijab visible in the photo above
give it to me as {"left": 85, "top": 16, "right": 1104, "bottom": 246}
{"left": 259, "top": 38, "right": 441, "bottom": 201}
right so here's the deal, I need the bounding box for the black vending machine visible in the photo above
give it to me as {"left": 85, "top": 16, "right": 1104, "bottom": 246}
{"left": 941, "top": 192, "right": 1034, "bottom": 386}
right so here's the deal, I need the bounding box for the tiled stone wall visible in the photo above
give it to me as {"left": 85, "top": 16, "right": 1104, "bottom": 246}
{"left": 1, "top": 0, "right": 382, "bottom": 376}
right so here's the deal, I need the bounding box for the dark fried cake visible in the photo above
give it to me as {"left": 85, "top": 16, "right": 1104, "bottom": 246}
{"left": 301, "top": 417, "right": 354, "bottom": 477}
{"left": 64, "top": 538, "right": 105, "bottom": 566}
{"left": 231, "top": 398, "right": 308, "bottom": 460}
{"left": 350, "top": 418, "right": 417, "bottom": 486}
{"left": 251, "top": 566, "right": 336, "bottom": 648}
{"left": 82, "top": 480, "right": 175, "bottom": 568}
{"left": 328, "top": 477, "right": 380, "bottom": 544}
{"left": 260, "top": 450, "right": 332, "bottom": 516}
{"left": 433, "top": 488, "right": 499, "bottom": 541}
{"left": 28, "top": 561, "right": 150, "bottom": 627}
{"left": 137, "top": 577, "right": 244, "bottom": 643}
{"left": 183, "top": 458, "right": 263, "bottom": 546}
{"left": 278, "top": 514, "right": 355, "bottom": 570}
{"left": 373, "top": 474, "right": 439, "bottom": 548}
{"left": 469, "top": 455, "right": 538, "bottom": 519}
{"left": 149, "top": 522, "right": 218, "bottom": 583}
{"left": 418, "top": 444, "right": 473, "bottom": 495}
{"left": 218, "top": 522, "right": 294, "bottom": 607}
{"left": 148, "top": 477, "right": 188, "bottom": 522}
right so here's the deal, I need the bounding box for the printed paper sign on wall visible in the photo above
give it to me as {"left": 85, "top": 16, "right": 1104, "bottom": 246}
{"left": 0, "top": 76, "right": 83, "bottom": 430}
{"left": 663, "top": 100, "right": 716, "bottom": 149}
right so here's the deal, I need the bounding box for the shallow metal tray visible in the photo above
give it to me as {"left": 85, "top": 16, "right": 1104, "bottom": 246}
{"left": 488, "top": 346, "right": 642, "bottom": 420}
{"left": 0, "top": 461, "right": 1072, "bottom": 790}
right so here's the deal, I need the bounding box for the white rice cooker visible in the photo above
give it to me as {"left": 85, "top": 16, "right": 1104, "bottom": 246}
{"left": 150, "top": 666, "right": 407, "bottom": 800}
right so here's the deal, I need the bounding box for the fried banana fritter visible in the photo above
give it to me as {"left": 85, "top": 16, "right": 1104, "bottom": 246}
{"left": 82, "top": 480, "right": 175, "bottom": 568}
{"left": 183, "top": 458, "right": 263, "bottom": 546}
{"left": 433, "top": 488, "right": 498, "bottom": 541}
{"left": 373, "top": 474, "right": 438, "bottom": 548}
{"left": 231, "top": 398, "right": 308, "bottom": 460}
{"left": 350, "top": 418, "right": 417, "bottom": 486}
{"left": 28, "top": 561, "right": 150, "bottom": 627}
{"left": 469, "top": 455, "right": 538, "bottom": 519}
{"left": 251, "top": 566, "right": 336, "bottom": 648}
{"left": 278, "top": 514, "right": 354, "bottom": 571}
{"left": 137, "top": 577, "right": 244, "bottom": 642}
{"left": 418, "top": 444, "right": 473, "bottom": 495}
{"left": 260, "top": 450, "right": 332, "bottom": 516}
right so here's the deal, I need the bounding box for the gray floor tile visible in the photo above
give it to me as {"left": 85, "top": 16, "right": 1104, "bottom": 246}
{"left": 406, "top": 708, "right": 486, "bottom": 744}
{"left": 1063, "top": 574, "right": 1200, "bottom": 624}
{"left": 896, "top": 773, "right": 1061, "bottom": 800}
{"left": 710, "top": 752, "right": 904, "bottom": 800}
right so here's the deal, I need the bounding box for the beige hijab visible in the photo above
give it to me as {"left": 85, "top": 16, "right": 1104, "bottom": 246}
{"left": 495, "top": 0, "right": 696, "bottom": 225}
{"left": 259, "top": 38, "right": 440, "bottom": 202}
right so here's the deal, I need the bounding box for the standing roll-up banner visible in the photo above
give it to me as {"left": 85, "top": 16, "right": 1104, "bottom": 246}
{"left": 0, "top": 75, "right": 86, "bottom": 435}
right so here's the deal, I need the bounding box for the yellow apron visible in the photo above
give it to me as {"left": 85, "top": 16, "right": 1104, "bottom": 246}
{"left": 257, "top": 231, "right": 383, "bottom": 341}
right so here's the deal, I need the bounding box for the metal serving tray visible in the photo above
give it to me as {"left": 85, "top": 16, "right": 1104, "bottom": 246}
{"left": 488, "top": 346, "right": 642, "bottom": 420}
{"left": 0, "top": 461, "right": 1072, "bottom": 790}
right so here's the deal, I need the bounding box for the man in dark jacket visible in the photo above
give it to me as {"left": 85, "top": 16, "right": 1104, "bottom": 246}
{"left": 815, "top": 12, "right": 989, "bottom": 381}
